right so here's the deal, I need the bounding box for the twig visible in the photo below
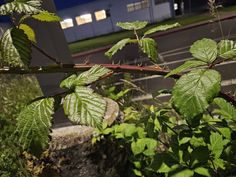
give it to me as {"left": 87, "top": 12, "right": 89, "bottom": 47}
{"left": 0, "top": 64, "right": 235, "bottom": 107}
{"left": 32, "top": 44, "right": 63, "bottom": 66}
{"left": 0, "top": 63, "right": 177, "bottom": 77}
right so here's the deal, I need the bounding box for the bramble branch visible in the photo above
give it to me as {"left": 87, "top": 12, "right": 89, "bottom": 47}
{"left": 0, "top": 63, "right": 235, "bottom": 107}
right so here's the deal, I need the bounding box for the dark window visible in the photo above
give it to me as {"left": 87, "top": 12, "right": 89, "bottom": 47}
{"left": 154, "top": 0, "right": 168, "bottom": 5}
{"left": 106, "top": 9, "right": 111, "bottom": 17}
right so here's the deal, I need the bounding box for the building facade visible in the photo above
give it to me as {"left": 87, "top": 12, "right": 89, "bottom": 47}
{"left": 57, "top": 0, "right": 174, "bottom": 43}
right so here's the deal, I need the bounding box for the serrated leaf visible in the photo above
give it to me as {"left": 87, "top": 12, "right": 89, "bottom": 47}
{"left": 105, "top": 38, "right": 131, "bottom": 58}
{"left": 172, "top": 69, "right": 221, "bottom": 119}
{"left": 139, "top": 38, "right": 157, "bottom": 62}
{"left": 16, "top": 98, "right": 54, "bottom": 153}
{"left": 209, "top": 132, "right": 229, "bottom": 158}
{"left": 218, "top": 40, "right": 236, "bottom": 60}
{"left": 213, "top": 98, "right": 236, "bottom": 119}
{"left": 190, "top": 136, "right": 206, "bottom": 147}
{"left": 194, "top": 167, "right": 210, "bottom": 177}
{"left": 217, "top": 127, "right": 231, "bottom": 139}
{"left": 0, "top": 0, "right": 42, "bottom": 15}
{"left": 63, "top": 86, "right": 106, "bottom": 127}
{"left": 11, "top": 28, "right": 32, "bottom": 66}
{"left": 166, "top": 59, "right": 206, "bottom": 77}
{"left": 117, "top": 21, "right": 148, "bottom": 30}
{"left": 32, "top": 10, "right": 61, "bottom": 22}
{"left": 144, "top": 23, "right": 180, "bottom": 36}
{"left": 19, "top": 24, "right": 36, "bottom": 43}
{"left": 212, "top": 158, "right": 225, "bottom": 170}
{"left": 60, "top": 65, "right": 111, "bottom": 89}
{"left": 190, "top": 38, "right": 217, "bottom": 63}
{"left": 131, "top": 138, "right": 157, "bottom": 156}
{"left": 0, "top": 28, "right": 31, "bottom": 67}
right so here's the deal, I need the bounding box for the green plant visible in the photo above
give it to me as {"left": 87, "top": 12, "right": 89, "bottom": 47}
{"left": 93, "top": 21, "right": 236, "bottom": 177}
{"left": 0, "top": 1, "right": 236, "bottom": 177}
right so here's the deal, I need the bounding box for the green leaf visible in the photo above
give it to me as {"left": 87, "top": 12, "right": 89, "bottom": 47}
{"left": 11, "top": 28, "right": 32, "bottom": 66}
{"left": 212, "top": 158, "right": 226, "bottom": 170}
{"left": 172, "top": 69, "right": 221, "bottom": 119}
{"left": 190, "top": 136, "right": 206, "bottom": 147}
{"left": 217, "top": 127, "right": 231, "bottom": 139}
{"left": 16, "top": 98, "right": 54, "bottom": 153}
{"left": 32, "top": 10, "right": 61, "bottom": 22}
{"left": 194, "top": 167, "right": 210, "bottom": 177}
{"left": 0, "top": 0, "right": 42, "bottom": 15}
{"left": 60, "top": 65, "right": 111, "bottom": 89}
{"left": 63, "top": 86, "right": 106, "bottom": 127}
{"left": 172, "top": 169, "right": 194, "bottom": 177}
{"left": 19, "top": 24, "right": 36, "bottom": 43}
{"left": 117, "top": 21, "right": 148, "bottom": 30}
{"left": 139, "top": 38, "right": 157, "bottom": 62}
{"left": 209, "top": 132, "right": 229, "bottom": 158}
{"left": 144, "top": 23, "right": 180, "bottom": 36}
{"left": 131, "top": 138, "right": 157, "bottom": 156}
{"left": 190, "top": 38, "right": 217, "bottom": 63}
{"left": 166, "top": 59, "right": 206, "bottom": 77}
{"left": 133, "top": 169, "right": 143, "bottom": 176}
{"left": 105, "top": 38, "right": 131, "bottom": 58}
{"left": 179, "top": 137, "right": 191, "bottom": 145}
{"left": 218, "top": 40, "right": 236, "bottom": 60}
{"left": 0, "top": 28, "right": 31, "bottom": 67}
{"left": 114, "top": 123, "right": 139, "bottom": 138}
{"left": 213, "top": 98, "right": 236, "bottom": 119}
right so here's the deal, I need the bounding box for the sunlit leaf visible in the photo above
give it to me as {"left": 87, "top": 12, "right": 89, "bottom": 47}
{"left": 131, "top": 138, "right": 157, "bottom": 156}
{"left": 190, "top": 38, "right": 217, "bottom": 63}
{"left": 16, "top": 98, "right": 54, "bottom": 154}
{"left": 144, "top": 23, "right": 180, "bottom": 36}
{"left": 19, "top": 24, "right": 36, "bottom": 43}
{"left": 194, "top": 167, "right": 210, "bottom": 177}
{"left": 32, "top": 10, "right": 61, "bottom": 22}
{"left": 172, "top": 69, "right": 221, "bottom": 119}
{"left": 209, "top": 132, "right": 229, "bottom": 158}
{"left": 0, "top": 28, "right": 31, "bottom": 67}
{"left": 218, "top": 39, "right": 236, "bottom": 60}
{"left": 60, "top": 65, "right": 111, "bottom": 89}
{"left": 213, "top": 97, "right": 236, "bottom": 119}
{"left": 63, "top": 86, "right": 106, "bottom": 128}
{"left": 166, "top": 59, "right": 206, "bottom": 77}
{"left": 139, "top": 38, "right": 157, "bottom": 62}
{"left": 117, "top": 21, "right": 148, "bottom": 30}
{"left": 0, "top": 0, "right": 42, "bottom": 15}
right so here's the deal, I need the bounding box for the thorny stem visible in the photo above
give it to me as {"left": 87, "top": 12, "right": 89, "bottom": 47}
{"left": 0, "top": 63, "right": 235, "bottom": 106}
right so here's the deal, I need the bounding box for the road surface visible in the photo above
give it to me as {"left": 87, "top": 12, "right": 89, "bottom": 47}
{"left": 73, "top": 17, "right": 236, "bottom": 101}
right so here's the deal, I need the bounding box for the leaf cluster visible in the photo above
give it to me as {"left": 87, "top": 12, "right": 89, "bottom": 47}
{"left": 105, "top": 21, "right": 180, "bottom": 63}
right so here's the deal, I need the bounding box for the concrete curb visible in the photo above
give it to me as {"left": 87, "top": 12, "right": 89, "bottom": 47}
{"left": 72, "top": 13, "right": 236, "bottom": 58}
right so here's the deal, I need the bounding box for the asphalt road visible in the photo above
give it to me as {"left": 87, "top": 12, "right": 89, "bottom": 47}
{"left": 73, "top": 17, "right": 236, "bottom": 101}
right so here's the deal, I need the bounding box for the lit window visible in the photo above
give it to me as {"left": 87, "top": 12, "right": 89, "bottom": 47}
{"left": 127, "top": 1, "right": 149, "bottom": 12}
{"left": 134, "top": 2, "right": 142, "bottom": 10}
{"left": 127, "top": 4, "right": 135, "bottom": 12}
{"left": 141, "top": 0, "right": 149, "bottom": 8}
{"left": 95, "top": 10, "right": 107, "bottom": 21}
{"left": 76, "top": 13, "right": 92, "bottom": 25}
{"left": 60, "top": 18, "right": 74, "bottom": 29}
